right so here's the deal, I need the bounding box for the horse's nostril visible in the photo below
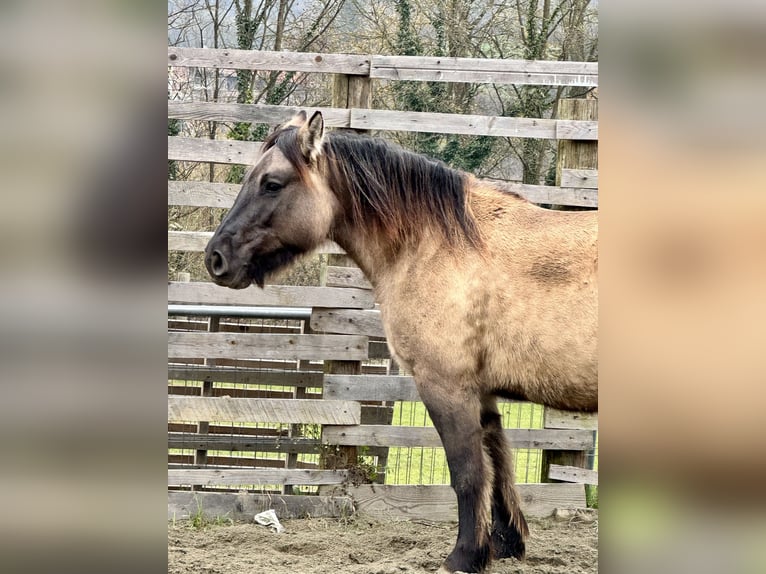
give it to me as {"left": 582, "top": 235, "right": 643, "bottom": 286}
{"left": 209, "top": 249, "right": 228, "bottom": 277}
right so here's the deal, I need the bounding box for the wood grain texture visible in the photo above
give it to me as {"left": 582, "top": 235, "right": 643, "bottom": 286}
{"left": 347, "top": 483, "right": 586, "bottom": 521}
{"left": 168, "top": 180, "right": 240, "bottom": 208}
{"left": 168, "top": 396, "right": 361, "bottom": 424}
{"left": 322, "top": 426, "right": 596, "bottom": 450}
{"left": 168, "top": 432, "right": 321, "bottom": 454}
{"left": 490, "top": 180, "right": 598, "bottom": 207}
{"left": 548, "top": 464, "right": 599, "bottom": 485}
{"left": 371, "top": 56, "right": 597, "bottom": 87}
{"left": 168, "top": 101, "right": 351, "bottom": 126}
{"left": 168, "top": 136, "right": 262, "bottom": 164}
{"left": 323, "top": 266, "right": 372, "bottom": 289}
{"left": 323, "top": 375, "right": 419, "bottom": 402}
{"left": 168, "top": 281, "right": 374, "bottom": 309}
{"left": 560, "top": 169, "right": 598, "bottom": 189}
{"left": 310, "top": 309, "right": 385, "bottom": 337}
{"left": 168, "top": 332, "right": 369, "bottom": 361}
{"left": 168, "top": 47, "right": 370, "bottom": 75}
{"left": 168, "top": 468, "right": 348, "bottom": 486}
{"left": 544, "top": 408, "right": 598, "bottom": 431}
{"left": 168, "top": 491, "right": 354, "bottom": 521}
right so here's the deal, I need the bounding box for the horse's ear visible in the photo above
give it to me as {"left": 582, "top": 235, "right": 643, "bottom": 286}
{"left": 297, "top": 111, "right": 324, "bottom": 163}
{"left": 284, "top": 110, "right": 308, "bottom": 128}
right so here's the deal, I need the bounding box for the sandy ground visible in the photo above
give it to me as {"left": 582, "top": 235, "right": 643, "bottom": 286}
{"left": 168, "top": 510, "right": 597, "bottom": 574}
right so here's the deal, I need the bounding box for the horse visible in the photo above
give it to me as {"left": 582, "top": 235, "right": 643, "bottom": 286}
{"left": 204, "top": 111, "right": 598, "bottom": 574}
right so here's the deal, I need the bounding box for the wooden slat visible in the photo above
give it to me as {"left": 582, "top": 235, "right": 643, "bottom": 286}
{"left": 168, "top": 396, "right": 361, "bottom": 424}
{"left": 168, "top": 136, "right": 262, "bottom": 164}
{"left": 548, "top": 464, "right": 599, "bottom": 485}
{"left": 556, "top": 120, "right": 598, "bottom": 141}
{"left": 322, "top": 426, "right": 595, "bottom": 450}
{"left": 168, "top": 366, "right": 324, "bottom": 388}
{"left": 168, "top": 230, "right": 345, "bottom": 254}
{"left": 350, "top": 109, "right": 597, "bottom": 141}
{"left": 323, "top": 265, "right": 372, "bottom": 289}
{"left": 168, "top": 468, "right": 347, "bottom": 486}
{"left": 168, "top": 180, "right": 239, "bottom": 208}
{"left": 560, "top": 168, "right": 598, "bottom": 189}
{"left": 168, "top": 433, "right": 320, "bottom": 453}
{"left": 168, "top": 47, "right": 371, "bottom": 75}
{"left": 347, "top": 483, "right": 586, "bottom": 521}
{"left": 324, "top": 375, "right": 419, "bottom": 402}
{"left": 371, "top": 55, "right": 597, "bottom": 87}
{"left": 168, "top": 281, "right": 374, "bottom": 309}
{"left": 168, "top": 332, "right": 369, "bottom": 361}
{"left": 310, "top": 309, "right": 385, "bottom": 337}
{"left": 491, "top": 180, "right": 598, "bottom": 207}
{"left": 168, "top": 102, "right": 351, "bottom": 126}
{"left": 168, "top": 490, "right": 354, "bottom": 521}
{"left": 544, "top": 408, "right": 598, "bottom": 431}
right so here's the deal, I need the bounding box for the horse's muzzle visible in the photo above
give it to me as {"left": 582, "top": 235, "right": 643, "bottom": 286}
{"left": 204, "top": 236, "right": 251, "bottom": 289}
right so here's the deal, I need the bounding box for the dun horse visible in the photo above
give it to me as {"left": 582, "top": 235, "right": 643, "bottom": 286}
{"left": 205, "top": 111, "right": 598, "bottom": 574}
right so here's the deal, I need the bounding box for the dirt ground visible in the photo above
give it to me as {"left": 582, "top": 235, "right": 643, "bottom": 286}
{"left": 168, "top": 510, "right": 597, "bottom": 574}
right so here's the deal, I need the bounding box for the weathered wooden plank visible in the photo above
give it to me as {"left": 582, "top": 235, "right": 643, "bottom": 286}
{"left": 168, "top": 47, "right": 371, "bottom": 75}
{"left": 168, "top": 385, "right": 300, "bottom": 400}
{"left": 556, "top": 119, "right": 598, "bottom": 140}
{"left": 322, "top": 426, "right": 596, "bottom": 450}
{"left": 168, "top": 332, "right": 369, "bottom": 361}
{"left": 324, "top": 375, "right": 419, "bottom": 402}
{"left": 168, "top": 396, "right": 361, "bottom": 424}
{"left": 560, "top": 169, "right": 598, "bottom": 189}
{"left": 168, "top": 491, "right": 354, "bottom": 521}
{"left": 371, "top": 56, "right": 597, "bottom": 87}
{"left": 311, "top": 309, "right": 385, "bottom": 338}
{"left": 168, "top": 102, "right": 351, "bottom": 127}
{"left": 168, "top": 281, "right": 374, "bottom": 309}
{"left": 548, "top": 464, "right": 599, "bottom": 485}
{"left": 371, "top": 55, "right": 598, "bottom": 76}
{"left": 168, "top": 136, "right": 262, "bottom": 164}
{"left": 168, "top": 180, "right": 240, "bottom": 208}
{"left": 168, "top": 468, "right": 347, "bottom": 486}
{"left": 544, "top": 408, "right": 598, "bottom": 431}
{"left": 323, "top": 266, "right": 372, "bottom": 290}
{"left": 347, "top": 483, "right": 586, "bottom": 521}
{"left": 491, "top": 180, "right": 598, "bottom": 207}
{"left": 168, "top": 366, "right": 324, "bottom": 388}
{"left": 351, "top": 108, "right": 559, "bottom": 139}
{"left": 168, "top": 432, "right": 320, "bottom": 453}
{"left": 168, "top": 230, "right": 345, "bottom": 254}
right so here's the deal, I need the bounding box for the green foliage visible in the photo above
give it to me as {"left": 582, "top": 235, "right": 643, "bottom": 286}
{"left": 168, "top": 118, "right": 181, "bottom": 180}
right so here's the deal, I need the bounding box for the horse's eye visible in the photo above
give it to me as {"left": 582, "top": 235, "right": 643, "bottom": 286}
{"left": 263, "top": 181, "right": 283, "bottom": 194}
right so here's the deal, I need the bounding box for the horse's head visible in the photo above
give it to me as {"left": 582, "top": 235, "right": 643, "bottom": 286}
{"left": 204, "top": 111, "right": 337, "bottom": 289}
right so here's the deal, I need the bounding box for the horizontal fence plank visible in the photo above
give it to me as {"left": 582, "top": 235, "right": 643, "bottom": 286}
{"left": 324, "top": 265, "right": 372, "bottom": 289}
{"left": 168, "top": 433, "right": 321, "bottom": 453}
{"left": 168, "top": 102, "right": 351, "bottom": 126}
{"left": 491, "top": 180, "right": 598, "bottom": 207}
{"left": 311, "top": 309, "right": 385, "bottom": 338}
{"left": 544, "top": 408, "right": 598, "bottom": 431}
{"left": 168, "top": 47, "right": 371, "bottom": 75}
{"left": 168, "top": 281, "right": 374, "bottom": 309}
{"left": 347, "top": 483, "right": 586, "bottom": 521}
{"left": 168, "top": 468, "right": 347, "bottom": 486}
{"left": 168, "top": 366, "right": 324, "bottom": 388}
{"left": 548, "top": 464, "right": 599, "bottom": 485}
{"left": 324, "top": 375, "right": 419, "bottom": 402}
{"left": 168, "top": 230, "right": 345, "bottom": 254}
{"left": 168, "top": 491, "right": 354, "bottom": 521}
{"left": 322, "top": 425, "right": 595, "bottom": 450}
{"left": 168, "top": 396, "right": 361, "bottom": 424}
{"left": 371, "top": 55, "right": 597, "bottom": 87}
{"left": 560, "top": 168, "right": 598, "bottom": 189}
{"left": 168, "top": 332, "right": 369, "bottom": 361}
{"left": 350, "top": 109, "right": 597, "bottom": 140}
{"left": 168, "top": 136, "right": 262, "bottom": 164}
{"left": 168, "top": 180, "right": 240, "bottom": 208}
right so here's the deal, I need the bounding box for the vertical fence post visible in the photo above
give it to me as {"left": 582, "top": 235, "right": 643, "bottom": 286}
{"left": 555, "top": 98, "right": 598, "bottom": 190}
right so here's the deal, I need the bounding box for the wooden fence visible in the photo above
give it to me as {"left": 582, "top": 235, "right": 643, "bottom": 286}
{"left": 168, "top": 48, "right": 598, "bottom": 522}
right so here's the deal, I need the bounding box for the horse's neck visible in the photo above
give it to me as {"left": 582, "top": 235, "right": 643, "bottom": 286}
{"left": 330, "top": 223, "right": 394, "bottom": 290}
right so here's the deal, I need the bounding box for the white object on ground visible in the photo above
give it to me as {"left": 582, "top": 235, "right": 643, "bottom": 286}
{"left": 254, "top": 509, "right": 285, "bottom": 533}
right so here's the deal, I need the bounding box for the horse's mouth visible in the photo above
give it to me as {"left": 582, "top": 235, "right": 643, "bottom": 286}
{"left": 246, "top": 246, "right": 305, "bottom": 288}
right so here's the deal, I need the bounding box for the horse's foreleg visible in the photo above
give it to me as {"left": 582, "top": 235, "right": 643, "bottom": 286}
{"left": 417, "top": 381, "right": 493, "bottom": 574}
{"left": 480, "top": 397, "right": 528, "bottom": 560}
